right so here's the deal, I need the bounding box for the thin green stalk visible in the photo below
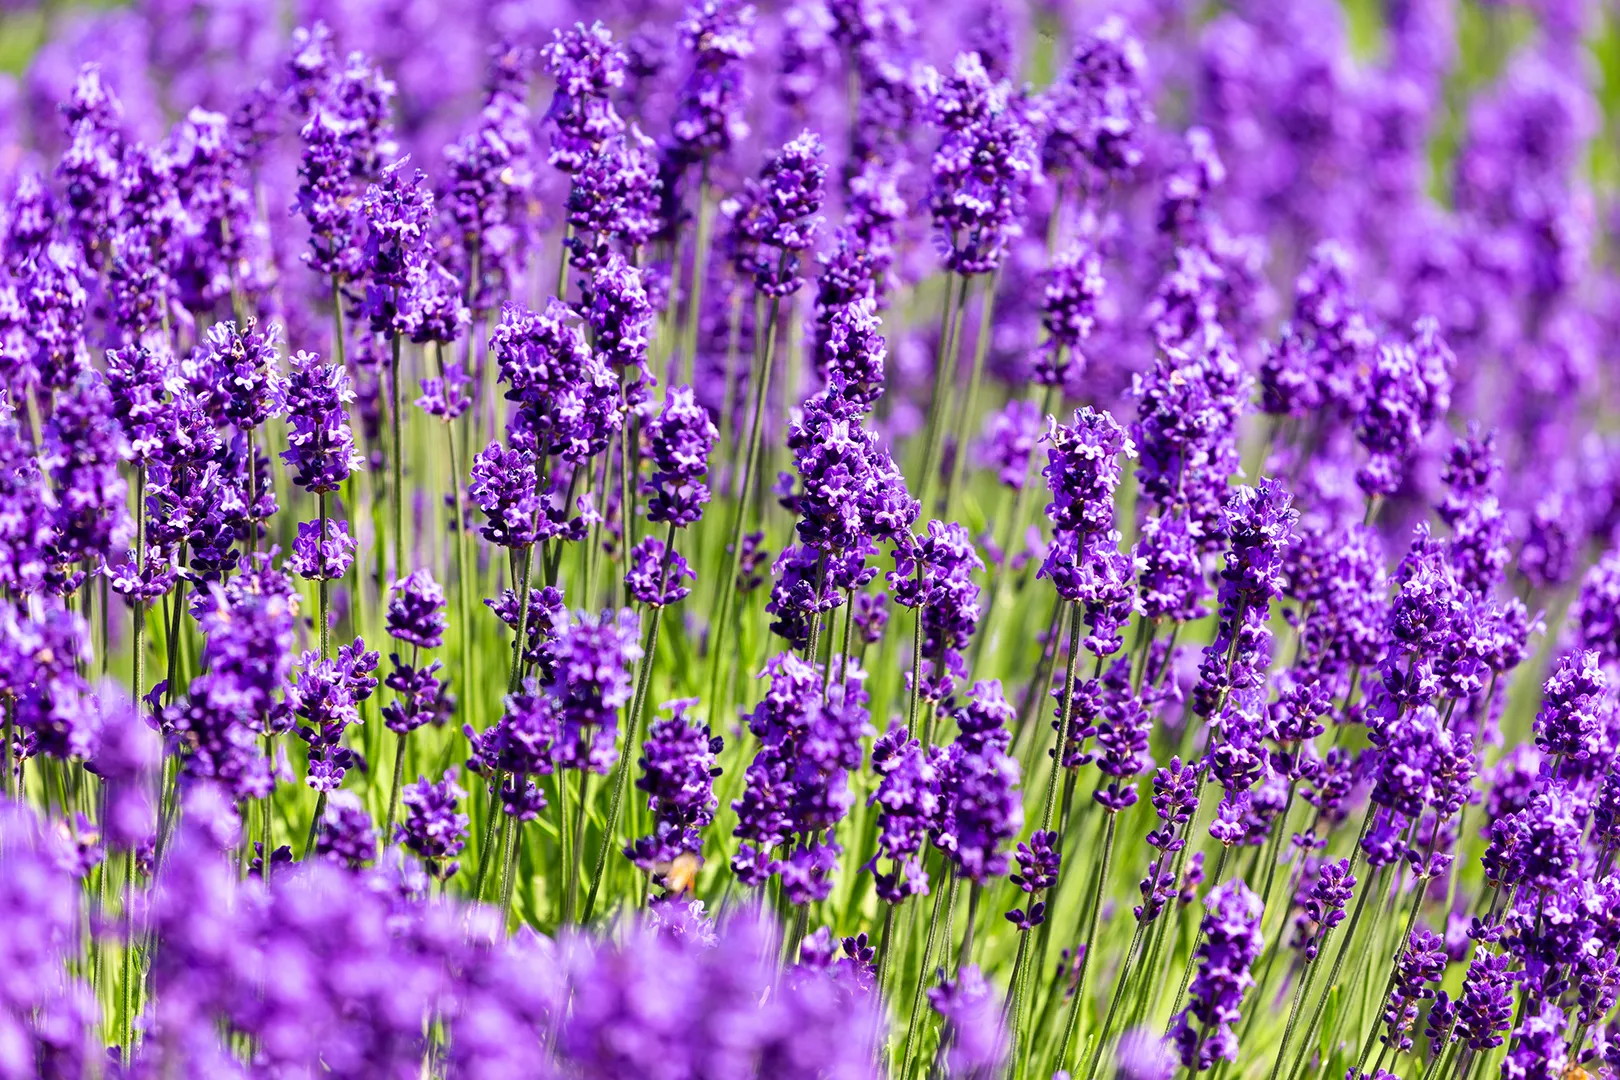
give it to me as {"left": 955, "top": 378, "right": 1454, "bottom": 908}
{"left": 260, "top": 733, "right": 276, "bottom": 881}
{"left": 1351, "top": 858, "right": 1435, "bottom": 1076}
{"left": 317, "top": 492, "right": 331, "bottom": 660}
{"left": 583, "top": 523, "right": 678, "bottom": 923}
{"left": 563, "top": 771, "right": 588, "bottom": 924}
{"left": 508, "top": 545, "right": 535, "bottom": 691}
{"left": 1164, "top": 843, "right": 1233, "bottom": 1026}
{"left": 1269, "top": 806, "right": 1376, "bottom": 1080}
{"left": 969, "top": 383, "right": 1058, "bottom": 680}
{"left": 1040, "top": 605, "right": 1085, "bottom": 831}
{"left": 435, "top": 342, "right": 477, "bottom": 733}
{"left": 702, "top": 288, "right": 784, "bottom": 724}
{"left": 389, "top": 330, "right": 405, "bottom": 581}
{"left": 1281, "top": 863, "right": 1385, "bottom": 1080}
{"left": 556, "top": 766, "right": 574, "bottom": 923}
{"left": 872, "top": 901, "right": 901, "bottom": 1057}
{"left": 495, "top": 799, "right": 521, "bottom": 929}
{"left": 1420, "top": 1040, "right": 1459, "bottom": 1080}
{"left": 783, "top": 903, "right": 810, "bottom": 966}
{"left": 1082, "top": 919, "right": 1148, "bottom": 1080}
{"left": 678, "top": 167, "right": 715, "bottom": 386}
{"left": 957, "top": 881, "right": 982, "bottom": 974}
{"left": 617, "top": 392, "right": 636, "bottom": 608}
{"left": 120, "top": 848, "right": 136, "bottom": 1063}
{"left": 471, "top": 769, "right": 507, "bottom": 902}
{"left": 941, "top": 270, "right": 1000, "bottom": 518}
{"left": 897, "top": 869, "right": 954, "bottom": 1080}
{"left": 384, "top": 729, "right": 409, "bottom": 841}
{"left": 915, "top": 272, "right": 970, "bottom": 517}
{"left": 1129, "top": 903, "right": 1174, "bottom": 1032}
{"left": 302, "top": 791, "right": 328, "bottom": 859}
{"left": 131, "top": 460, "right": 147, "bottom": 721}
{"left": 1054, "top": 809, "right": 1120, "bottom": 1076}
{"left": 905, "top": 557, "right": 928, "bottom": 739}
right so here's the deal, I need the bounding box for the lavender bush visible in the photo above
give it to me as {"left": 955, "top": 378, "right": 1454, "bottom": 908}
{"left": 2, "top": 1, "right": 1620, "bottom": 1077}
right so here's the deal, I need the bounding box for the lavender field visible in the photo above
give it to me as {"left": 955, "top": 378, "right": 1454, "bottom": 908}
{"left": 0, "top": 0, "right": 1618, "bottom": 1077}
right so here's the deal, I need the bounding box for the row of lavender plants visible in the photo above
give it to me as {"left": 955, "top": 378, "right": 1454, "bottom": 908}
{"left": 2, "top": 0, "right": 1619, "bottom": 1077}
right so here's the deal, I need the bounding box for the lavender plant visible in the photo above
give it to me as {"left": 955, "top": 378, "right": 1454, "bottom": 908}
{"left": 2, "top": 2, "right": 1620, "bottom": 1079}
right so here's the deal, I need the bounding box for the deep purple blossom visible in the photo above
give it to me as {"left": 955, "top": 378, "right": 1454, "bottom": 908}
{"left": 628, "top": 699, "right": 722, "bottom": 873}
{"left": 277, "top": 350, "right": 361, "bottom": 494}
{"left": 396, "top": 768, "right": 469, "bottom": 879}
{"left": 868, "top": 725, "right": 940, "bottom": 903}
{"left": 645, "top": 384, "right": 717, "bottom": 527}
{"left": 626, "top": 535, "right": 696, "bottom": 607}
{"left": 926, "top": 52, "right": 1039, "bottom": 276}
{"left": 386, "top": 569, "right": 448, "bottom": 650}
{"left": 548, "top": 609, "right": 643, "bottom": 774}
{"left": 288, "top": 518, "right": 356, "bottom": 581}
{"left": 1169, "top": 880, "right": 1264, "bottom": 1070}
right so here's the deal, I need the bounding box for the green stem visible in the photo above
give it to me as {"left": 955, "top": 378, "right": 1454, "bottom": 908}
{"left": 583, "top": 524, "right": 677, "bottom": 923}
{"left": 618, "top": 388, "right": 637, "bottom": 608}
{"left": 1351, "top": 882, "right": 1430, "bottom": 1076}
{"left": 317, "top": 492, "right": 331, "bottom": 660}
{"left": 916, "top": 273, "right": 970, "bottom": 517}
{"left": 556, "top": 768, "right": 574, "bottom": 924}
{"left": 957, "top": 881, "right": 982, "bottom": 974}
{"left": 1040, "top": 605, "right": 1085, "bottom": 831}
{"left": 388, "top": 330, "right": 405, "bottom": 586}
{"left": 120, "top": 847, "right": 136, "bottom": 1063}
{"left": 436, "top": 343, "right": 478, "bottom": 734}
{"left": 1082, "top": 919, "right": 1148, "bottom": 1080}
{"left": 941, "top": 270, "right": 999, "bottom": 519}
{"left": 897, "top": 869, "right": 954, "bottom": 1080}
{"left": 385, "top": 730, "right": 409, "bottom": 842}
{"left": 678, "top": 167, "right": 715, "bottom": 386}
{"left": 302, "top": 790, "right": 328, "bottom": 859}
{"left": 1267, "top": 806, "right": 1375, "bottom": 1080}
{"left": 1164, "top": 842, "right": 1233, "bottom": 1027}
{"left": 564, "top": 771, "right": 588, "bottom": 924}
{"left": 496, "top": 801, "right": 521, "bottom": 929}
{"left": 471, "top": 770, "right": 507, "bottom": 902}
{"left": 1281, "top": 861, "right": 1383, "bottom": 1080}
{"left": 702, "top": 289, "right": 783, "bottom": 724}
{"left": 1054, "top": 809, "right": 1120, "bottom": 1075}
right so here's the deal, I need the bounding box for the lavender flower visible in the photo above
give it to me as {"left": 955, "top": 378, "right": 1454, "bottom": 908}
{"left": 625, "top": 535, "right": 696, "bottom": 607}
{"left": 288, "top": 518, "right": 356, "bottom": 581}
{"left": 979, "top": 398, "right": 1040, "bottom": 491}
{"left": 396, "top": 768, "right": 469, "bottom": 879}
{"left": 728, "top": 130, "right": 827, "bottom": 297}
{"left": 868, "top": 725, "right": 940, "bottom": 903}
{"left": 469, "top": 441, "right": 543, "bottom": 548}
{"left": 927, "top": 966, "right": 1008, "bottom": 1077}
{"left": 277, "top": 350, "right": 361, "bottom": 493}
{"left": 386, "top": 569, "right": 447, "bottom": 650}
{"left": 1533, "top": 649, "right": 1604, "bottom": 761}
{"left": 628, "top": 699, "right": 722, "bottom": 874}
{"left": 314, "top": 790, "right": 377, "bottom": 868}
{"left": 541, "top": 22, "right": 626, "bottom": 174}
{"left": 816, "top": 295, "right": 887, "bottom": 409}
{"left": 548, "top": 609, "right": 642, "bottom": 774}
{"left": 1006, "top": 829, "right": 1060, "bottom": 929}
{"left": 1354, "top": 318, "right": 1454, "bottom": 498}
{"left": 645, "top": 384, "right": 718, "bottom": 527}
{"left": 1041, "top": 17, "right": 1151, "bottom": 183}
{"left": 1034, "top": 241, "right": 1105, "bottom": 386}
{"left": 1299, "top": 857, "right": 1355, "bottom": 962}
{"left": 890, "top": 520, "right": 984, "bottom": 701}
{"left": 1381, "top": 928, "right": 1446, "bottom": 1052}
{"left": 1169, "top": 880, "right": 1264, "bottom": 1070}
{"left": 669, "top": 1, "right": 756, "bottom": 164}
